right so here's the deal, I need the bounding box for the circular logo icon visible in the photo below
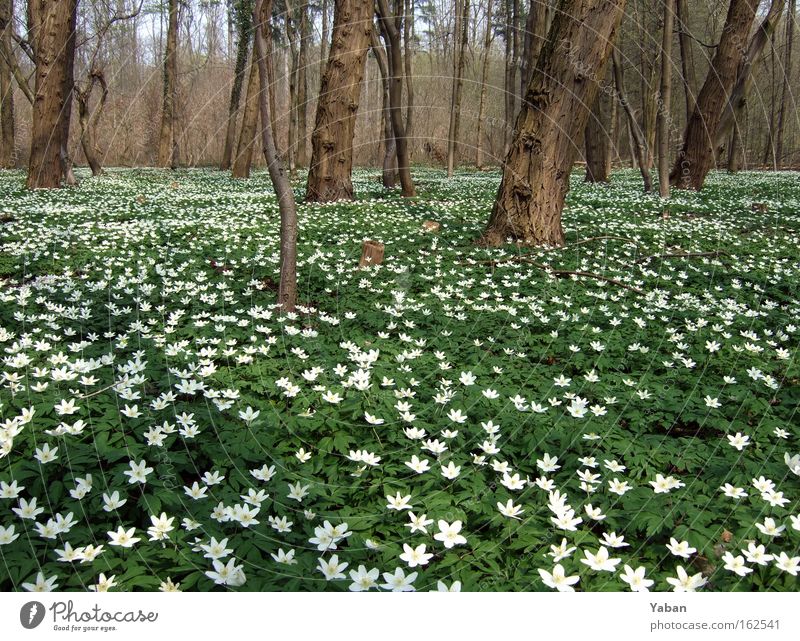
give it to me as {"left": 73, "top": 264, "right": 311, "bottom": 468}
{"left": 20, "top": 601, "right": 46, "bottom": 630}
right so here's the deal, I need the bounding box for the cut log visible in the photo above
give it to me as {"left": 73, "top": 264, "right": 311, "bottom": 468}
{"left": 422, "top": 220, "right": 440, "bottom": 233}
{"left": 359, "top": 240, "right": 384, "bottom": 268}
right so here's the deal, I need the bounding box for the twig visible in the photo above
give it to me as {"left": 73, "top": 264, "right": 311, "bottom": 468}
{"left": 635, "top": 250, "right": 730, "bottom": 264}
{"left": 78, "top": 382, "right": 117, "bottom": 399}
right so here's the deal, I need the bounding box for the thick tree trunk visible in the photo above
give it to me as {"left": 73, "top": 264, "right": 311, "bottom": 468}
{"left": 254, "top": 0, "right": 298, "bottom": 311}
{"left": 584, "top": 89, "right": 610, "bottom": 183}
{"left": 612, "top": 49, "right": 652, "bottom": 191}
{"left": 776, "top": 0, "right": 796, "bottom": 166}
{"left": 221, "top": 3, "right": 252, "bottom": 171}
{"left": 60, "top": 3, "right": 78, "bottom": 186}
{"left": 476, "top": 0, "right": 493, "bottom": 169}
{"left": 0, "top": 0, "right": 14, "bottom": 168}
{"left": 670, "top": 0, "right": 759, "bottom": 190}
{"left": 446, "top": 0, "right": 469, "bottom": 177}
{"left": 483, "top": 0, "right": 627, "bottom": 247}
{"left": 26, "top": 0, "right": 78, "bottom": 189}
{"left": 676, "top": 0, "right": 695, "bottom": 120}
{"left": 521, "top": 0, "right": 548, "bottom": 93}
{"left": 297, "top": 2, "right": 309, "bottom": 167}
{"left": 232, "top": 53, "right": 260, "bottom": 178}
{"left": 158, "top": 0, "right": 179, "bottom": 168}
{"left": 305, "top": 0, "right": 372, "bottom": 202}
{"left": 376, "top": 0, "right": 415, "bottom": 197}
{"left": 657, "top": 0, "right": 674, "bottom": 199}
{"left": 714, "top": 0, "right": 785, "bottom": 156}
{"left": 503, "top": 0, "right": 516, "bottom": 149}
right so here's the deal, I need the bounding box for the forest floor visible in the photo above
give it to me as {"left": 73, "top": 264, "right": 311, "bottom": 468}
{"left": 0, "top": 167, "right": 799, "bottom": 592}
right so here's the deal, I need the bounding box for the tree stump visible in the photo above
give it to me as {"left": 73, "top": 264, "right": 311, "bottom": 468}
{"left": 422, "top": 220, "right": 440, "bottom": 233}
{"left": 751, "top": 203, "right": 768, "bottom": 213}
{"left": 359, "top": 241, "right": 384, "bottom": 268}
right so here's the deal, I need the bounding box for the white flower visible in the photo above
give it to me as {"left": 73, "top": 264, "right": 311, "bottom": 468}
{"left": 755, "top": 517, "right": 785, "bottom": 537}
{"left": 399, "top": 543, "right": 433, "bottom": 568}
{"left": 348, "top": 565, "right": 379, "bottom": 591}
{"left": 619, "top": 565, "right": 653, "bottom": 592}
{"left": 727, "top": 432, "right": 750, "bottom": 451}
{"left": 433, "top": 520, "right": 467, "bottom": 548}
{"left": 580, "top": 546, "right": 620, "bottom": 572}
{"left": 721, "top": 552, "right": 752, "bottom": 577}
{"left": 380, "top": 567, "right": 417, "bottom": 592}
{"left": 497, "top": 499, "right": 524, "bottom": 520}
{"left": 666, "top": 565, "right": 707, "bottom": 592}
{"left": 666, "top": 538, "right": 697, "bottom": 559}
{"left": 317, "top": 555, "right": 348, "bottom": 580}
{"left": 538, "top": 564, "right": 579, "bottom": 592}
{"left": 385, "top": 492, "right": 412, "bottom": 511}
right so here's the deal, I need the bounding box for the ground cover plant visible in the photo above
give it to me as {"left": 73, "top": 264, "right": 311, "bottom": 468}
{"left": 0, "top": 167, "right": 798, "bottom": 592}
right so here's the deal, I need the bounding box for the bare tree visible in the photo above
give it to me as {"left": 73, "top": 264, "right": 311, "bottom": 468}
{"left": 376, "top": 0, "right": 415, "bottom": 196}
{"left": 584, "top": 88, "right": 611, "bottom": 183}
{"left": 305, "top": 0, "right": 373, "bottom": 201}
{"left": 675, "top": 0, "right": 695, "bottom": 119}
{"left": 612, "top": 48, "right": 652, "bottom": 191}
{"left": 670, "top": 0, "right": 759, "bottom": 190}
{"left": 0, "top": 0, "right": 14, "bottom": 168}
{"left": 254, "top": 0, "right": 298, "bottom": 311}
{"left": 776, "top": 0, "right": 796, "bottom": 166}
{"left": 221, "top": 0, "right": 253, "bottom": 170}
{"left": 483, "top": 0, "right": 627, "bottom": 246}
{"left": 157, "top": 0, "right": 179, "bottom": 168}
{"left": 476, "top": 0, "right": 494, "bottom": 168}
{"left": 232, "top": 46, "right": 261, "bottom": 177}
{"left": 657, "top": 0, "right": 674, "bottom": 199}
{"left": 446, "top": 0, "right": 469, "bottom": 176}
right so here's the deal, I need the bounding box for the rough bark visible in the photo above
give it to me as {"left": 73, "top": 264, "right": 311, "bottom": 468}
{"left": 232, "top": 53, "right": 260, "bottom": 178}
{"left": 60, "top": 2, "right": 78, "bottom": 186}
{"left": 584, "top": 89, "right": 610, "bottom": 183}
{"left": 714, "top": 0, "right": 785, "bottom": 156}
{"left": 476, "top": 0, "right": 493, "bottom": 168}
{"left": 254, "top": 0, "right": 298, "bottom": 312}
{"left": 612, "top": 49, "right": 652, "bottom": 191}
{"left": 521, "top": 0, "right": 548, "bottom": 93}
{"left": 305, "top": 0, "right": 372, "bottom": 202}
{"left": 376, "top": 0, "right": 415, "bottom": 197}
{"left": 26, "top": 0, "right": 78, "bottom": 189}
{"left": 221, "top": 1, "right": 252, "bottom": 170}
{"left": 670, "top": 0, "right": 759, "bottom": 190}
{"left": 657, "top": 0, "right": 674, "bottom": 199}
{"left": 446, "top": 0, "right": 469, "bottom": 177}
{"left": 157, "top": 0, "right": 179, "bottom": 168}
{"left": 483, "top": 0, "right": 627, "bottom": 247}
{"left": 776, "top": 0, "right": 796, "bottom": 166}
{"left": 503, "top": 0, "right": 516, "bottom": 149}
{"left": 0, "top": 0, "right": 14, "bottom": 168}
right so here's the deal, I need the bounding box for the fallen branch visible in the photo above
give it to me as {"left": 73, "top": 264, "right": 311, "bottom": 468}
{"left": 460, "top": 235, "right": 642, "bottom": 267}
{"left": 635, "top": 250, "right": 730, "bottom": 264}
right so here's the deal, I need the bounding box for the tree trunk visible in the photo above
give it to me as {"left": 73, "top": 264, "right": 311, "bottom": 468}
{"left": 285, "top": 0, "right": 299, "bottom": 177}
{"left": 612, "top": 49, "right": 652, "bottom": 191}
{"left": 26, "top": 0, "right": 78, "bottom": 189}
{"left": 714, "top": 0, "right": 785, "bottom": 156}
{"left": 521, "top": 0, "right": 548, "bottom": 93}
{"left": 254, "top": 0, "right": 298, "bottom": 312}
{"left": 503, "top": 0, "right": 516, "bottom": 149}
{"left": 76, "top": 71, "right": 108, "bottom": 177}
{"left": 584, "top": 89, "right": 610, "bottom": 183}
{"left": 727, "top": 119, "right": 743, "bottom": 172}
{"left": 676, "top": 0, "right": 695, "bottom": 120}
{"left": 60, "top": 2, "right": 78, "bottom": 186}
{"left": 305, "top": 0, "right": 373, "bottom": 202}
{"left": 403, "top": 0, "right": 414, "bottom": 147}
{"left": 376, "top": 0, "right": 415, "bottom": 197}
{"left": 221, "top": 2, "right": 252, "bottom": 170}
{"left": 0, "top": 0, "right": 14, "bottom": 168}
{"left": 776, "top": 0, "right": 795, "bottom": 167}
{"left": 476, "top": 0, "right": 493, "bottom": 168}
{"left": 297, "top": 2, "right": 309, "bottom": 167}
{"left": 483, "top": 0, "right": 627, "bottom": 247}
{"left": 657, "top": 0, "right": 674, "bottom": 199}
{"left": 371, "top": 24, "right": 397, "bottom": 187}
{"left": 446, "top": 0, "right": 469, "bottom": 177}
{"left": 158, "top": 0, "right": 179, "bottom": 168}
{"left": 232, "top": 53, "right": 260, "bottom": 178}
{"left": 320, "top": 0, "right": 329, "bottom": 65}
{"left": 670, "top": 0, "right": 759, "bottom": 190}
